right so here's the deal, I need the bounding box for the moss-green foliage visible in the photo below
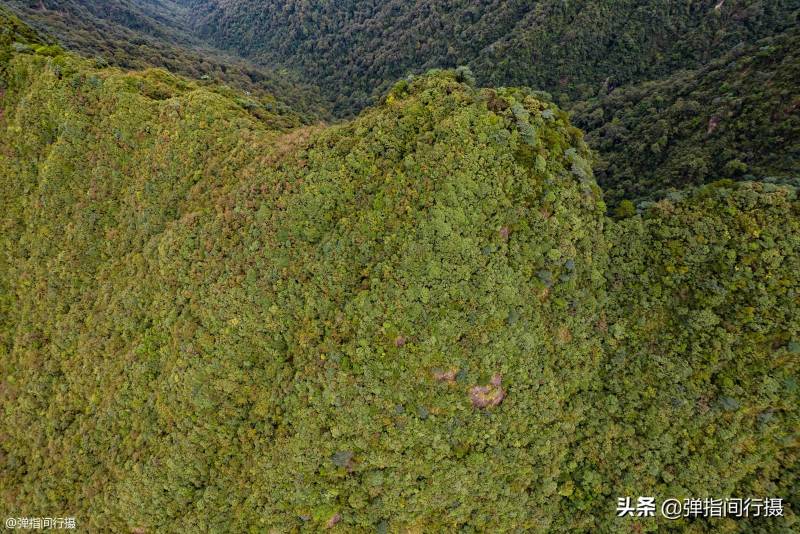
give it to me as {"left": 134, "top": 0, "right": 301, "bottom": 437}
{"left": 0, "top": 6, "right": 46, "bottom": 67}
{"left": 0, "top": 44, "right": 609, "bottom": 530}
{"left": 0, "top": 6, "right": 43, "bottom": 44}
{"left": 4, "top": 0, "right": 330, "bottom": 121}
{"left": 177, "top": 0, "right": 798, "bottom": 115}
{"left": 588, "top": 182, "right": 800, "bottom": 532}
{"left": 1, "top": 34, "right": 798, "bottom": 533}
{"left": 573, "top": 27, "right": 800, "bottom": 206}
{"left": 0, "top": 39, "right": 298, "bottom": 527}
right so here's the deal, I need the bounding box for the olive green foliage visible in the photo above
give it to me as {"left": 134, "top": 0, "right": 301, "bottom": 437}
{"left": 590, "top": 182, "right": 800, "bottom": 532}
{"left": 178, "top": 0, "right": 798, "bottom": 115}
{"left": 1, "top": 23, "right": 798, "bottom": 534}
{"left": 0, "top": 6, "right": 46, "bottom": 65}
{"left": 0, "top": 43, "right": 608, "bottom": 530}
{"left": 0, "top": 37, "right": 302, "bottom": 527}
{"left": 4, "top": 0, "right": 330, "bottom": 121}
{"left": 572, "top": 28, "right": 800, "bottom": 206}
{"left": 12, "top": 1, "right": 799, "bottom": 207}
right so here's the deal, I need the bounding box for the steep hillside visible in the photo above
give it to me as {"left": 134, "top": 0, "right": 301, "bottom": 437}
{"left": 0, "top": 4, "right": 45, "bottom": 55}
{"left": 10, "top": 1, "right": 798, "bottom": 208}
{"left": 4, "top": 1, "right": 330, "bottom": 120}
{"left": 178, "top": 0, "right": 799, "bottom": 114}
{"left": 594, "top": 181, "right": 800, "bottom": 533}
{"left": 2, "top": 27, "right": 798, "bottom": 531}
{"left": 572, "top": 27, "right": 800, "bottom": 206}
{"left": 1, "top": 40, "right": 609, "bottom": 530}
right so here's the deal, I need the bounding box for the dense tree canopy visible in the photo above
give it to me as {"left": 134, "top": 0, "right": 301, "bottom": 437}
{"left": 595, "top": 181, "right": 800, "bottom": 533}
{"left": 572, "top": 26, "right": 800, "bottom": 205}
{"left": 177, "top": 0, "right": 799, "bottom": 115}
{"left": 8, "top": 1, "right": 798, "bottom": 209}
{"left": 3, "top": 1, "right": 330, "bottom": 120}
{"left": 1, "top": 18, "right": 798, "bottom": 530}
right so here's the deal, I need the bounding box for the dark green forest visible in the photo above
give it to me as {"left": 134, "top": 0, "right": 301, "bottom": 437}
{"left": 0, "top": 3, "right": 798, "bottom": 532}
{"left": 177, "top": 0, "right": 799, "bottom": 112}
{"left": 573, "top": 26, "right": 800, "bottom": 205}
{"left": 3, "top": 0, "right": 330, "bottom": 120}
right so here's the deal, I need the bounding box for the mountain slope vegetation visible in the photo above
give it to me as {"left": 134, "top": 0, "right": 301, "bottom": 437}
{"left": 10, "top": 2, "right": 799, "bottom": 206}
{"left": 592, "top": 183, "right": 800, "bottom": 532}
{"left": 1, "top": 18, "right": 798, "bottom": 531}
{"left": 178, "top": 0, "right": 800, "bottom": 114}
{"left": 572, "top": 26, "right": 800, "bottom": 205}
{"left": 3, "top": 1, "right": 330, "bottom": 120}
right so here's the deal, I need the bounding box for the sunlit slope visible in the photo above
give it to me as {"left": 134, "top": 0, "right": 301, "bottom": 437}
{"left": 1, "top": 40, "right": 608, "bottom": 529}
{"left": 0, "top": 36, "right": 300, "bottom": 527}
{"left": 1, "top": 24, "right": 798, "bottom": 531}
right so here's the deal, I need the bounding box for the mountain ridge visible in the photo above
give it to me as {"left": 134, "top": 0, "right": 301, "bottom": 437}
{"left": 1, "top": 8, "right": 798, "bottom": 532}
{"left": 175, "top": 0, "right": 800, "bottom": 114}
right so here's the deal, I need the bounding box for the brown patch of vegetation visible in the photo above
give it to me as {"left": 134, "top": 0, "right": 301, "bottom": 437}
{"left": 469, "top": 374, "right": 505, "bottom": 408}
{"left": 556, "top": 326, "right": 573, "bottom": 344}
{"left": 538, "top": 287, "right": 550, "bottom": 302}
{"left": 707, "top": 116, "right": 720, "bottom": 134}
{"left": 260, "top": 124, "right": 324, "bottom": 167}
{"left": 433, "top": 368, "right": 458, "bottom": 383}
{"left": 325, "top": 513, "right": 341, "bottom": 528}
{"left": 486, "top": 90, "right": 509, "bottom": 113}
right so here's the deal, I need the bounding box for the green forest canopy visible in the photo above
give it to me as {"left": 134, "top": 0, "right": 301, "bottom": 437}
{"left": 7, "top": 1, "right": 799, "bottom": 208}
{"left": 1, "top": 16, "right": 798, "bottom": 530}
{"left": 177, "top": 0, "right": 799, "bottom": 114}
{"left": 572, "top": 26, "right": 800, "bottom": 205}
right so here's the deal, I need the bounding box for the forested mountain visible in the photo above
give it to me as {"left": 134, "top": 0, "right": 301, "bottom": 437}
{"left": 177, "top": 0, "right": 799, "bottom": 114}
{"left": 3, "top": 0, "right": 330, "bottom": 120}
{"left": 2, "top": 11, "right": 798, "bottom": 530}
{"left": 2, "top": 0, "right": 800, "bottom": 530}
{"left": 594, "top": 182, "right": 799, "bottom": 532}
{"left": 572, "top": 26, "right": 800, "bottom": 206}
{"left": 8, "top": 1, "right": 799, "bottom": 203}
